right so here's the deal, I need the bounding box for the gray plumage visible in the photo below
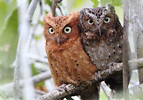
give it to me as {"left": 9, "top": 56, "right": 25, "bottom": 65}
{"left": 80, "top": 4, "right": 124, "bottom": 99}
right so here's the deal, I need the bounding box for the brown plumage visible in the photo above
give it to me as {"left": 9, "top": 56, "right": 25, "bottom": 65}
{"left": 44, "top": 12, "right": 97, "bottom": 88}
{"left": 80, "top": 4, "right": 124, "bottom": 98}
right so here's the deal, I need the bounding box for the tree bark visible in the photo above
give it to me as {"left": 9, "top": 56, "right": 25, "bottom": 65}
{"left": 123, "top": 0, "right": 130, "bottom": 99}
{"left": 130, "top": 0, "right": 143, "bottom": 84}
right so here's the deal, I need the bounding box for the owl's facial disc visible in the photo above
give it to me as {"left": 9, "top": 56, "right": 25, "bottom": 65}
{"left": 56, "top": 35, "right": 68, "bottom": 45}
{"left": 55, "top": 26, "right": 72, "bottom": 45}
{"left": 94, "top": 16, "right": 111, "bottom": 36}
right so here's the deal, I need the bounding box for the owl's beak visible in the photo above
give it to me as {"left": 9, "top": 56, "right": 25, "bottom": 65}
{"left": 97, "top": 27, "right": 102, "bottom": 36}
{"left": 95, "top": 21, "right": 102, "bottom": 36}
{"left": 56, "top": 36, "right": 68, "bottom": 45}
{"left": 95, "top": 25, "right": 102, "bottom": 36}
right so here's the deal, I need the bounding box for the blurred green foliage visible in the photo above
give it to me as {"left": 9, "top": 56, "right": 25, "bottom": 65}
{"left": 0, "top": 0, "right": 17, "bottom": 36}
{"left": 100, "top": 0, "right": 122, "bottom": 6}
{"left": 0, "top": 1, "right": 18, "bottom": 84}
{"left": 32, "top": 64, "right": 45, "bottom": 86}
{"left": 72, "top": 0, "right": 86, "bottom": 9}
{"left": 91, "top": 0, "right": 99, "bottom": 8}
{"left": 0, "top": 9, "right": 18, "bottom": 69}
{"left": 45, "top": 0, "right": 52, "bottom": 7}
{"left": 100, "top": 92, "right": 107, "bottom": 100}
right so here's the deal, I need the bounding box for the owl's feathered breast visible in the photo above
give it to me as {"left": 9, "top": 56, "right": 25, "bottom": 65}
{"left": 46, "top": 37, "right": 97, "bottom": 86}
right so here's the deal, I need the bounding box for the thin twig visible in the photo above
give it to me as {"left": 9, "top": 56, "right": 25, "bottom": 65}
{"left": 132, "top": 83, "right": 143, "bottom": 99}
{"left": 52, "top": 0, "right": 62, "bottom": 17}
{"left": 36, "top": 90, "right": 47, "bottom": 95}
{"left": 27, "top": 53, "right": 48, "bottom": 64}
{"left": 0, "top": 71, "right": 51, "bottom": 97}
{"left": 52, "top": 0, "right": 57, "bottom": 17}
{"left": 57, "top": 4, "right": 63, "bottom": 16}
{"left": 101, "top": 84, "right": 111, "bottom": 100}
{"left": 25, "top": 1, "right": 42, "bottom": 56}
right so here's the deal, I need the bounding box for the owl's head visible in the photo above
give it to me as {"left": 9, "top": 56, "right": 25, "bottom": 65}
{"left": 44, "top": 12, "right": 80, "bottom": 48}
{"left": 80, "top": 4, "right": 120, "bottom": 37}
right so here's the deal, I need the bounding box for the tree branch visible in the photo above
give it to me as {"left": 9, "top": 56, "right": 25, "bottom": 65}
{"left": 36, "top": 58, "right": 143, "bottom": 100}
{"left": 0, "top": 71, "right": 51, "bottom": 97}
{"left": 132, "top": 83, "right": 143, "bottom": 99}
{"left": 52, "top": 0, "right": 62, "bottom": 17}
{"left": 15, "top": 0, "right": 41, "bottom": 100}
{"left": 123, "top": 0, "right": 130, "bottom": 99}
{"left": 101, "top": 83, "right": 111, "bottom": 100}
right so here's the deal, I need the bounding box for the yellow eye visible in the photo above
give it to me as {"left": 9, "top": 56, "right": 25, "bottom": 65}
{"left": 64, "top": 26, "right": 72, "bottom": 34}
{"left": 88, "top": 20, "right": 93, "bottom": 25}
{"left": 104, "top": 17, "right": 110, "bottom": 23}
{"left": 48, "top": 27, "right": 54, "bottom": 34}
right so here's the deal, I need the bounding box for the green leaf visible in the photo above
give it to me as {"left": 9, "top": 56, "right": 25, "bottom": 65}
{"left": 91, "top": 0, "right": 99, "bottom": 8}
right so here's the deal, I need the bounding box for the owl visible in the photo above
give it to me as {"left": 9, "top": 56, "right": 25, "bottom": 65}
{"left": 79, "top": 4, "right": 124, "bottom": 98}
{"left": 44, "top": 12, "right": 99, "bottom": 100}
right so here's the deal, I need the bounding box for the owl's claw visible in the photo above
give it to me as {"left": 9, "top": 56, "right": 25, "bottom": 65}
{"left": 56, "top": 84, "right": 67, "bottom": 93}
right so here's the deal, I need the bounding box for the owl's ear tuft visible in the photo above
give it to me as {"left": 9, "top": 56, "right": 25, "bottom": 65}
{"left": 105, "top": 4, "right": 115, "bottom": 13}
{"left": 66, "top": 12, "right": 80, "bottom": 25}
{"left": 70, "top": 12, "right": 80, "bottom": 20}
{"left": 43, "top": 12, "right": 53, "bottom": 23}
{"left": 43, "top": 16, "right": 48, "bottom": 23}
{"left": 80, "top": 8, "right": 90, "bottom": 15}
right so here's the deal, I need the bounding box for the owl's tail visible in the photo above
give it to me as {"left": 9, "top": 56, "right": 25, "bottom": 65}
{"left": 105, "top": 74, "right": 123, "bottom": 99}
{"left": 80, "top": 83, "right": 100, "bottom": 100}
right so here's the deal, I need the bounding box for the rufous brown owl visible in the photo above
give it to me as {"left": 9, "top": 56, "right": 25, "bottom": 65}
{"left": 79, "top": 4, "right": 124, "bottom": 98}
{"left": 44, "top": 12, "right": 99, "bottom": 100}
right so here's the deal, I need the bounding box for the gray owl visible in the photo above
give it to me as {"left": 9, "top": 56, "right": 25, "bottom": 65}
{"left": 79, "top": 4, "right": 124, "bottom": 98}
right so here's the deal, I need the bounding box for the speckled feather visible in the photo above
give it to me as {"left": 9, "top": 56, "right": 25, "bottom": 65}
{"left": 44, "top": 12, "right": 97, "bottom": 87}
{"left": 80, "top": 4, "right": 124, "bottom": 98}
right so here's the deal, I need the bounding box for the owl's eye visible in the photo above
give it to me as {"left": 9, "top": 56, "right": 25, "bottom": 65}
{"left": 64, "top": 26, "right": 72, "bottom": 34}
{"left": 104, "top": 17, "right": 110, "bottom": 23}
{"left": 48, "top": 27, "right": 54, "bottom": 34}
{"left": 88, "top": 20, "right": 93, "bottom": 25}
